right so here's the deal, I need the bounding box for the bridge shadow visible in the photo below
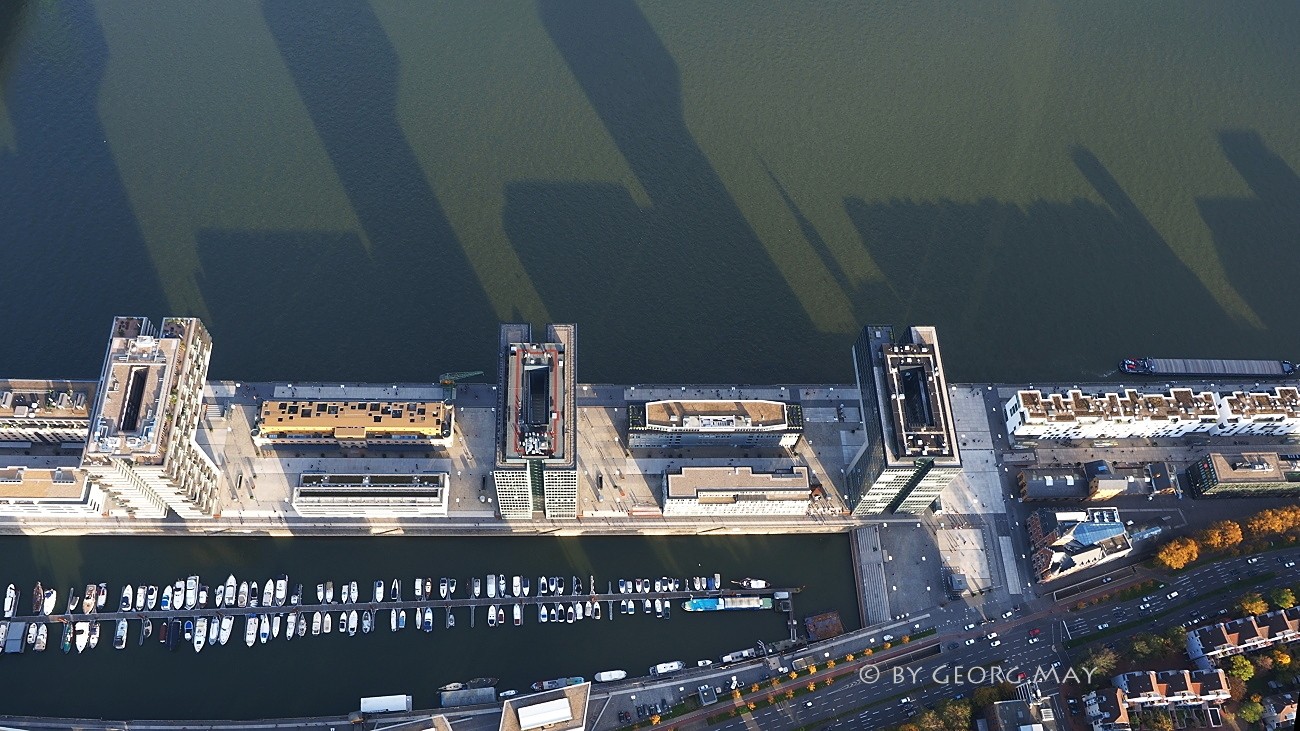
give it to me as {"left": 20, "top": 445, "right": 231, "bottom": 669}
{"left": 193, "top": 2, "right": 498, "bottom": 381}
{"left": 1195, "top": 130, "right": 1300, "bottom": 336}
{"left": 843, "top": 146, "right": 1247, "bottom": 382}
{"left": 503, "top": 0, "right": 843, "bottom": 384}
{"left": 0, "top": 0, "right": 169, "bottom": 377}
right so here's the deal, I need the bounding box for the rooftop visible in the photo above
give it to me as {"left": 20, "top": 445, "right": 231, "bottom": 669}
{"left": 1014, "top": 387, "right": 1219, "bottom": 423}
{"left": 500, "top": 324, "right": 575, "bottom": 466}
{"left": 257, "top": 400, "right": 451, "bottom": 439}
{"left": 0, "top": 466, "right": 89, "bottom": 501}
{"left": 0, "top": 379, "right": 97, "bottom": 420}
{"left": 666, "top": 465, "right": 810, "bottom": 499}
{"left": 639, "top": 399, "right": 792, "bottom": 431}
{"left": 499, "top": 681, "right": 589, "bottom": 731}
{"left": 1221, "top": 387, "right": 1300, "bottom": 420}
{"left": 1205, "top": 451, "right": 1300, "bottom": 483}
{"left": 868, "top": 326, "right": 960, "bottom": 465}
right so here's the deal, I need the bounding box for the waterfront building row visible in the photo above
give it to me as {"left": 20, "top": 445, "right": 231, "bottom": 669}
{"left": 1004, "top": 386, "right": 1300, "bottom": 443}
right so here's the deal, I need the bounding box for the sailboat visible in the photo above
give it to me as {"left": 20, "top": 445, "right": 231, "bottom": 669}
{"left": 258, "top": 615, "right": 270, "bottom": 644}
{"left": 513, "top": 603, "right": 522, "bottom": 626}
{"left": 347, "top": 610, "right": 358, "bottom": 636}
{"left": 286, "top": 611, "right": 298, "bottom": 641}
{"left": 322, "top": 612, "right": 332, "bottom": 634}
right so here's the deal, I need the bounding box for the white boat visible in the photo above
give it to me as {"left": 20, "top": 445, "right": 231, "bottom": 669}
{"left": 3, "top": 584, "right": 15, "bottom": 618}
{"left": 198, "top": 585, "right": 209, "bottom": 608}
{"left": 446, "top": 610, "right": 454, "bottom": 629}
{"left": 325, "top": 581, "right": 334, "bottom": 603}
{"left": 347, "top": 610, "right": 358, "bottom": 636}
{"left": 80, "top": 584, "right": 95, "bottom": 614}
{"left": 286, "top": 611, "right": 297, "bottom": 640}
{"left": 654, "top": 598, "right": 662, "bottom": 616}
{"left": 497, "top": 606, "right": 506, "bottom": 626}
{"left": 261, "top": 580, "right": 273, "bottom": 607}
{"left": 550, "top": 605, "right": 559, "bottom": 622}
{"left": 390, "top": 579, "right": 400, "bottom": 601}
{"left": 322, "top": 612, "right": 332, "bottom": 634}
{"left": 349, "top": 581, "right": 358, "bottom": 605}
{"left": 146, "top": 585, "right": 158, "bottom": 610}
{"left": 549, "top": 577, "right": 558, "bottom": 594}
{"left": 397, "top": 609, "right": 406, "bottom": 630}
{"left": 35, "top": 624, "right": 47, "bottom": 652}
{"left": 593, "top": 601, "right": 602, "bottom": 620}
{"left": 140, "top": 618, "right": 152, "bottom": 646}
{"left": 539, "top": 603, "right": 548, "bottom": 623}
{"left": 341, "top": 582, "right": 351, "bottom": 604}
{"left": 26, "top": 622, "right": 37, "bottom": 645}
{"left": 119, "top": 585, "right": 133, "bottom": 612}
{"left": 362, "top": 610, "right": 372, "bottom": 634}
{"left": 184, "top": 577, "right": 198, "bottom": 610}
{"left": 513, "top": 603, "right": 522, "bottom": 626}
{"left": 539, "top": 575, "right": 549, "bottom": 595}
{"left": 219, "top": 614, "right": 233, "bottom": 645}
{"left": 566, "top": 606, "right": 575, "bottom": 624}
{"left": 97, "top": 583, "right": 108, "bottom": 610}
{"left": 316, "top": 583, "right": 324, "bottom": 603}
{"left": 449, "top": 578, "right": 457, "bottom": 596}
{"left": 224, "top": 575, "right": 236, "bottom": 608}
{"left": 521, "top": 577, "right": 529, "bottom": 596}
{"left": 161, "top": 585, "right": 173, "bottom": 611}
{"left": 274, "top": 576, "right": 287, "bottom": 606}
{"left": 74, "top": 621, "right": 89, "bottom": 653}
{"left": 41, "top": 589, "right": 56, "bottom": 616}
{"left": 298, "top": 614, "right": 306, "bottom": 637}
{"left": 487, "top": 575, "right": 496, "bottom": 598}
{"left": 439, "top": 577, "right": 448, "bottom": 599}
{"left": 134, "top": 585, "right": 146, "bottom": 611}
{"left": 414, "top": 576, "right": 423, "bottom": 599}
{"left": 271, "top": 614, "right": 281, "bottom": 639}
{"left": 237, "top": 581, "right": 249, "bottom": 608}
{"left": 390, "top": 608, "right": 398, "bottom": 632}
{"left": 423, "top": 608, "right": 433, "bottom": 632}
{"left": 374, "top": 580, "right": 384, "bottom": 603}
{"left": 113, "top": 619, "right": 128, "bottom": 649}
{"left": 338, "top": 611, "right": 348, "bottom": 633}
{"left": 697, "top": 659, "right": 713, "bottom": 667}
{"left": 487, "top": 605, "right": 498, "bottom": 627}
{"left": 258, "top": 615, "right": 269, "bottom": 644}
{"left": 738, "top": 578, "right": 769, "bottom": 589}
{"left": 512, "top": 576, "right": 521, "bottom": 597}
{"left": 414, "top": 607, "right": 424, "bottom": 630}
{"left": 500, "top": 575, "right": 507, "bottom": 597}
{"left": 214, "top": 584, "right": 225, "bottom": 609}
{"left": 312, "top": 611, "right": 322, "bottom": 635}
{"left": 575, "top": 601, "right": 584, "bottom": 621}
{"left": 500, "top": 690, "right": 519, "bottom": 699}
{"left": 643, "top": 599, "right": 651, "bottom": 614}
{"left": 650, "top": 661, "right": 685, "bottom": 677}
{"left": 193, "top": 617, "right": 207, "bottom": 652}
{"left": 207, "top": 615, "right": 219, "bottom": 646}
{"left": 244, "top": 616, "right": 256, "bottom": 646}
{"left": 472, "top": 578, "right": 481, "bottom": 597}
{"left": 594, "top": 670, "right": 627, "bottom": 683}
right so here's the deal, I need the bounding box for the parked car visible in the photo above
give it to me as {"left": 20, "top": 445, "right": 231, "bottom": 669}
{"left": 1001, "top": 610, "right": 1014, "bottom": 619}
{"left": 965, "top": 638, "right": 976, "bottom": 646}
{"left": 989, "top": 640, "right": 1002, "bottom": 647}
{"left": 1096, "top": 623, "right": 1110, "bottom": 631}
{"left": 1028, "top": 628, "right": 1041, "bottom": 637}
{"left": 964, "top": 623, "right": 977, "bottom": 630}
{"left": 1167, "top": 591, "right": 1179, "bottom": 599}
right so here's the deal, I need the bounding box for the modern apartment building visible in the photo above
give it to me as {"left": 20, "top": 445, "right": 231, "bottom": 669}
{"left": 253, "top": 398, "right": 454, "bottom": 450}
{"left": 0, "top": 379, "right": 96, "bottom": 449}
{"left": 291, "top": 472, "right": 449, "bottom": 517}
{"left": 0, "top": 466, "right": 107, "bottom": 516}
{"left": 1185, "top": 451, "right": 1300, "bottom": 498}
{"left": 1187, "top": 606, "right": 1300, "bottom": 669}
{"left": 627, "top": 399, "right": 802, "bottom": 449}
{"left": 660, "top": 466, "right": 811, "bottom": 516}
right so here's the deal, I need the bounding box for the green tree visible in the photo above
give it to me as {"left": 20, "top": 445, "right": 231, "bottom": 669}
{"left": 913, "top": 709, "right": 944, "bottom": 731}
{"left": 935, "top": 699, "right": 972, "bottom": 731}
{"left": 1164, "top": 625, "right": 1187, "bottom": 647}
{"left": 1155, "top": 537, "right": 1199, "bottom": 569}
{"left": 1083, "top": 646, "right": 1119, "bottom": 677}
{"left": 1270, "top": 587, "right": 1296, "bottom": 609}
{"left": 1238, "top": 700, "right": 1264, "bottom": 723}
{"left": 1239, "top": 592, "right": 1269, "bottom": 616}
{"left": 1142, "top": 712, "right": 1174, "bottom": 731}
{"left": 1226, "top": 654, "right": 1255, "bottom": 681}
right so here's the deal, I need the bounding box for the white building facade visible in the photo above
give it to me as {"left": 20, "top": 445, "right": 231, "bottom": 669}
{"left": 661, "top": 466, "right": 811, "bottom": 517}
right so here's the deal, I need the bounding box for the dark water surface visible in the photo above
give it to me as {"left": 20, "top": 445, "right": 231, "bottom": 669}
{"left": 0, "top": 534, "right": 854, "bottom": 719}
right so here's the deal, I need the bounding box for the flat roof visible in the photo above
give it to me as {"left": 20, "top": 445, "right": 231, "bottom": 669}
{"left": 1221, "top": 387, "right": 1300, "bottom": 420}
{"left": 876, "top": 326, "right": 960, "bottom": 464}
{"left": 0, "top": 379, "right": 97, "bottom": 420}
{"left": 666, "top": 465, "right": 810, "bottom": 499}
{"left": 641, "top": 400, "right": 790, "bottom": 431}
{"left": 85, "top": 317, "right": 209, "bottom": 464}
{"left": 499, "top": 324, "right": 576, "bottom": 466}
{"left": 1206, "top": 451, "right": 1298, "bottom": 482}
{"left": 1014, "top": 387, "right": 1219, "bottom": 423}
{"left": 499, "top": 682, "right": 589, "bottom": 731}
{"left": 258, "top": 400, "right": 450, "bottom": 438}
{"left": 0, "top": 466, "right": 88, "bottom": 501}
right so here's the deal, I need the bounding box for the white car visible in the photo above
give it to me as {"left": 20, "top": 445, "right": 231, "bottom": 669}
{"left": 1001, "top": 610, "right": 1014, "bottom": 619}
{"left": 882, "top": 634, "right": 894, "bottom": 642}
{"left": 964, "top": 623, "right": 977, "bottom": 631}
{"left": 1247, "top": 557, "right": 1260, "bottom": 564}
{"left": 989, "top": 640, "right": 1002, "bottom": 647}
{"left": 1097, "top": 623, "right": 1110, "bottom": 631}
{"left": 900, "top": 697, "right": 913, "bottom": 705}
{"left": 1285, "top": 561, "right": 1296, "bottom": 568}
{"left": 1167, "top": 591, "right": 1180, "bottom": 600}
{"left": 986, "top": 632, "right": 999, "bottom": 640}
{"left": 1139, "top": 603, "right": 1151, "bottom": 610}
{"left": 965, "top": 638, "right": 976, "bottom": 646}
{"left": 1028, "top": 637, "right": 1040, "bottom": 644}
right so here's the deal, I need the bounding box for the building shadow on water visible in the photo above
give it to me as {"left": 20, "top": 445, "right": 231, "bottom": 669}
{"left": 503, "top": 0, "right": 844, "bottom": 384}
{"left": 842, "top": 146, "right": 1252, "bottom": 382}
{"left": 192, "top": 2, "right": 498, "bottom": 381}
{"left": 0, "top": 0, "right": 170, "bottom": 376}
{"left": 1195, "top": 131, "right": 1300, "bottom": 336}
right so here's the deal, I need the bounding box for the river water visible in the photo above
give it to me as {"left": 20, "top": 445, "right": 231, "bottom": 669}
{"left": 0, "top": 0, "right": 1297, "bottom": 720}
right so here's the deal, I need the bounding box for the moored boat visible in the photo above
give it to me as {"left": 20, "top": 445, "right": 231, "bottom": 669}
{"left": 114, "top": 619, "right": 128, "bottom": 649}
{"left": 439, "top": 577, "right": 448, "bottom": 599}
{"left": 193, "top": 617, "right": 207, "bottom": 652}
{"left": 31, "top": 582, "right": 42, "bottom": 614}
{"left": 348, "top": 581, "right": 358, "bottom": 605}
{"left": 325, "top": 580, "right": 334, "bottom": 603}
{"left": 271, "top": 614, "right": 281, "bottom": 639}
{"left": 322, "top": 612, "right": 332, "bottom": 634}
{"left": 82, "top": 584, "right": 96, "bottom": 614}
{"left": 594, "top": 670, "right": 627, "bottom": 683}
{"left": 245, "top": 616, "right": 257, "bottom": 647}
{"left": 41, "top": 588, "right": 56, "bottom": 616}
{"left": 316, "top": 583, "right": 325, "bottom": 603}
{"left": 161, "top": 584, "right": 173, "bottom": 611}
{"left": 439, "top": 682, "right": 465, "bottom": 692}
{"left": 207, "top": 615, "right": 219, "bottom": 646}
{"left": 487, "top": 605, "right": 498, "bottom": 628}
{"left": 390, "top": 579, "right": 399, "bottom": 601}
{"left": 184, "top": 576, "right": 198, "bottom": 610}
{"left": 512, "top": 576, "right": 521, "bottom": 597}
{"left": 312, "top": 611, "right": 322, "bottom": 635}
{"left": 347, "top": 610, "right": 358, "bottom": 636}
{"left": 36, "top": 624, "right": 47, "bottom": 652}
{"left": 88, "top": 620, "right": 100, "bottom": 649}
{"left": 146, "top": 584, "right": 158, "bottom": 610}
{"left": 74, "top": 621, "right": 89, "bottom": 653}
{"left": 134, "top": 585, "right": 146, "bottom": 611}
{"left": 4, "top": 584, "right": 17, "bottom": 618}
{"left": 61, "top": 623, "right": 72, "bottom": 653}
{"left": 448, "top": 578, "right": 457, "bottom": 596}
{"left": 26, "top": 621, "right": 37, "bottom": 645}
{"left": 390, "top": 608, "right": 398, "bottom": 632}
{"left": 446, "top": 610, "right": 454, "bottom": 629}
{"left": 472, "top": 578, "right": 481, "bottom": 597}
{"left": 274, "top": 575, "right": 288, "bottom": 606}
{"left": 286, "top": 611, "right": 298, "bottom": 640}
{"left": 258, "top": 614, "right": 269, "bottom": 644}
{"left": 397, "top": 609, "right": 406, "bottom": 630}
{"left": 414, "top": 576, "right": 423, "bottom": 599}
{"left": 198, "top": 585, "right": 209, "bottom": 608}
{"left": 531, "top": 676, "right": 585, "bottom": 692}
{"left": 650, "top": 661, "right": 684, "bottom": 677}
{"left": 219, "top": 614, "right": 233, "bottom": 646}
{"left": 224, "top": 575, "right": 236, "bottom": 608}
{"left": 97, "top": 583, "right": 108, "bottom": 609}
{"left": 373, "top": 580, "right": 384, "bottom": 603}
{"left": 237, "top": 581, "right": 248, "bottom": 608}
{"left": 362, "top": 610, "right": 372, "bottom": 634}
{"left": 513, "top": 603, "right": 522, "bottom": 626}
{"left": 736, "top": 578, "right": 769, "bottom": 589}
{"left": 261, "top": 579, "right": 273, "bottom": 607}
{"left": 140, "top": 618, "right": 152, "bottom": 646}
{"left": 520, "top": 577, "right": 529, "bottom": 596}
{"left": 539, "top": 604, "right": 547, "bottom": 623}
{"left": 487, "top": 574, "right": 496, "bottom": 598}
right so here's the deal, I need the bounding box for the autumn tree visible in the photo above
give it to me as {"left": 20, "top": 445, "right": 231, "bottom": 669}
{"left": 1199, "top": 520, "right": 1243, "bottom": 550}
{"left": 1227, "top": 676, "right": 1247, "bottom": 701}
{"left": 1226, "top": 654, "right": 1255, "bottom": 681}
{"left": 1245, "top": 506, "right": 1300, "bottom": 536}
{"left": 750, "top": 683, "right": 760, "bottom": 694}
{"left": 1270, "top": 587, "right": 1296, "bottom": 609}
{"left": 1155, "top": 537, "right": 1199, "bottom": 569}
{"left": 935, "top": 699, "right": 973, "bottom": 731}
{"left": 1082, "top": 646, "right": 1119, "bottom": 677}
{"left": 1239, "top": 592, "right": 1269, "bottom": 616}
{"left": 784, "top": 689, "right": 794, "bottom": 700}
{"left": 1238, "top": 700, "right": 1264, "bottom": 723}
{"left": 913, "top": 709, "right": 944, "bottom": 731}
{"left": 1272, "top": 648, "right": 1292, "bottom": 667}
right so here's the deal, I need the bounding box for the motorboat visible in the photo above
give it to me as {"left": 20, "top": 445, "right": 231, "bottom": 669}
{"left": 575, "top": 601, "right": 584, "bottom": 621}
{"left": 316, "top": 583, "right": 325, "bottom": 604}
{"left": 271, "top": 614, "right": 281, "bottom": 639}
{"left": 487, "top": 605, "right": 498, "bottom": 627}
{"left": 322, "top": 612, "right": 332, "bottom": 634}
{"left": 185, "top": 576, "right": 199, "bottom": 610}
{"left": 198, "top": 585, "right": 209, "bottom": 609}
{"left": 390, "top": 609, "right": 398, "bottom": 632}
{"left": 193, "top": 617, "right": 207, "bottom": 652}
{"left": 539, "top": 605, "right": 548, "bottom": 623}
{"left": 74, "top": 621, "right": 89, "bottom": 653}
{"left": 146, "top": 585, "right": 158, "bottom": 610}
{"left": 26, "top": 622, "right": 37, "bottom": 646}
{"left": 586, "top": 600, "right": 595, "bottom": 617}
{"left": 224, "top": 575, "right": 236, "bottom": 607}
{"left": 338, "top": 610, "right": 347, "bottom": 632}
{"left": 373, "top": 580, "right": 383, "bottom": 603}
{"left": 249, "top": 585, "right": 259, "bottom": 608}
{"left": 134, "top": 585, "right": 146, "bottom": 612}
{"left": 643, "top": 599, "right": 651, "bottom": 614}
{"left": 118, "top": 585, "right": 133, "bottom": 612}
{"left": 737, "top": 578, "right": 769, "bottom": 589}
{"left": 274, "top": 576, "right": 288, "bottom": 606}
{"left": 548, "top": 576, "right": 558, "bottom": 594}
{"left": 424, "top": 578, "right": 432, "bottom": 598}
{"left": 113, "top": 619, "right": 128, "bottom": 650}
{"left": 593, "top": 601, "right": 602, "bottom": 620}
{"left": 521, "top": 577, "right": 530, "bottom": 597}
{"left": 472, "top": 578, "right": 481, "bottom": 597}
{"left": 550, "top": 604, "right": 560, "bottom": 622}
{"left": 291, "top": 584, "right": 302, "bottom": 606}
{"left": 97, "top": 583, "right": 108, "bottom": 610}
{"left": 82, "top": 584, "right": 96, "bottom": 614}
{"left": 573, "top": 576, "right": 582, "bottom": 595}
{"left": 633, "top": 579, "right": 641, "bottom": 593}
{"left": 566, "top": 606, "right": 575, "bottom": 624}
{"left": 244, "top": 616, "right": 257, "bottom": 647}
{"left": 487, "top": 575, "right": 496, "bottom": 598}
{"left": 654, "top": 579, "right": 662, "bottom": 593}
{"left": 594, "top": 670, "right": 627, "bottom": 683}
{"left": 397, "top": 609, "right": 406, "bottom": 630}
{"left": 258, "top": 614, "right": 269, "bottom": 644}
{"left": 207, "top": 615, "right": 219, "bottom": 646}
{"left": 297, "top": 616, "right": 306, "bottom": 637}
{"left": 340, "top": 581, "right": 351, "bottom": 604}
{"left": 161, "top": 585, "right": 173, "bottom": 611}
{"left": 348, "top": 581, "right": 357, "bottom": 605}
{"left": 513, "top": 603, "right": 522, "bottom": 626}
{"left": 423, "top": 608, "right": 434, "bottom": 632}
{"left": 41, "top": 588, "right": 57, "bottom": 616}
{"left": 448, "top": 578, "right": 457, "bottom": 596}
{"left": 261, "top": 579, "right": 273, "bottom": 607}
{"left": 440, "top": 682, "right": 466, "bottom": 692}
{"left": 88, "top": 620, "right": 101, "bottom": 649}
{"left": 312, "top": 611, "right": 322, "bottom": 635}
{"left": 643, "top": 578, "right": 652, "bottom": 593}
{"left": 219, "top": 614, "right": 233, "bottom": 646}
{"left": 182, "top": 620, "right": 194, "bottom": 642}
{"left": 67, "top": 589, "right": 80, "bottom": 615}
{"left": 286, "top": 611, "right": 298, "bottom": 640}
{"left": 439, "top": 577, "right": 448, "bottom": 599}
{"left": 655, "top": 599, "right": 663, "bottom": 617}
{"left": 617, "top": 579, "right": 626, "bottom": 594}
{"left": 499, "top": 575, "right": 507, "bottom": 597}
{"left": 31, "top": 582, "right": 42, "bottom": 614}
{"left": 390, "top": 579, "right": 400, "bottom": 601}
{"left": 36, "top": 624, "right": 48, "bottom": 652}
{"left": 664, "top": 602, "right": 671, "bottom": 620}
{"left": 214, "top": 584, "right": 225, "bottom": 609}
{"left": 236, "top": 581, "right": 248, "bottom": 608}
{"left": 61, "top": 623, "right": 72, "bottom": 653}
{"left": 139, "top": 618, "right": 151, "bottom": 646}
{"left": 325, "top": 581, "right": 334, "bottom": 604}
{"left": 3, "top": 584, "right": 16, "bottom": 618}
{"left": 362, "top": 610, "right": 372, "bottom": 634}
{"left": 347, "top": 610, "right": 358, "bottom": 636}
{"left": 697, "top": 659, "right": 713, "bottom": 668}
{"left": 538, "top": 576, "right": 548, "bottom": 596}
{"left": 557, "top": 577, "right": 565, "bottom": 594}
{"left": 414, "top": 577, "right": 423, "bottom": 599}
{"left": 531, "top": 677, "right": 586, "bottom": 692}
{"left": 512, "top": 576, "right": 521, "bottom": 597}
